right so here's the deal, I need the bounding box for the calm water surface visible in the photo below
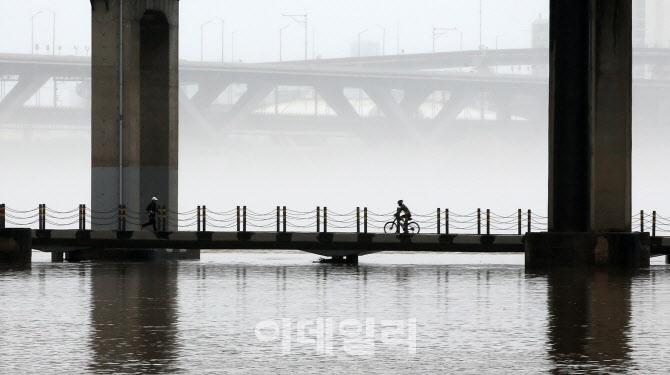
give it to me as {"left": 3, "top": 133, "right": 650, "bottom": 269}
{"left": 1, "top": 251, "right": 669, "bottom": 374}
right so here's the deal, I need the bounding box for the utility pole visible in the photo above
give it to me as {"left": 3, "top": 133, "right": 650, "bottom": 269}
{"left": 283, "top": 14, "right": 308, "bottom": 60}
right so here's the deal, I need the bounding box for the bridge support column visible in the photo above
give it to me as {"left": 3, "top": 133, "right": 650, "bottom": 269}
{"left": 0, "top": 229, "right": 32, "bottom": 263}
{"left": 526, "top": 0, "right": 648, "bottom": 267}
{"left": 91, "top": 0, "right": 179, "bottom": 230}
{"left": 51, "top": 252, "right": 64, "bottom": 263}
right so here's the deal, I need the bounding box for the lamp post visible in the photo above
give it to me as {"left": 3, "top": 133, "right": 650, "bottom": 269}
{"left": 214, "top": 17, "right": 224, "bottom": 62}
{"left": 396, "top": 23, "right": 400, "bottom": 55}
{"left": 200, "top": 20, "right": 213, "bottom": 62}
{"left": 231, "top": 31, "right": 237, "bottom": 62}
{"left": 357, "top": 29, "right": 368, "bottom": 57}
{"left": 279, "top": 24, "right": 290, "bottom": 62}
{"left": 376, "top": 25, "right": 386, "bottom": 56}
{"left": 30, "top": 11, "right": 42, "bottom": 54}
{"left": 495, "top": 34, "right": 505, "bottom": 49}
{"left": 282, "top": 14, "right": 308, "bottom": 60}
{"left": 479, "top": 0, "right": 483, "bottom": 50}
{"left": 433, "top": 27, "right": 461, "bottom": 52}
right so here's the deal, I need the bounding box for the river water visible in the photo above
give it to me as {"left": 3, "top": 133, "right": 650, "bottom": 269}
{"left": 1, "top": 251, "right": 669, "bottom": 374}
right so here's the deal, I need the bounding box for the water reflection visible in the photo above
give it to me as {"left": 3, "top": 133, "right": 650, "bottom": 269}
{"left": 7, "top": 253, "right": 669, "bottom": 374}
{"left": 87, "top": 263, "right": 178, "bottom": 374}
{"left": 540, "top": 269, "right": 636, "bottom": 374}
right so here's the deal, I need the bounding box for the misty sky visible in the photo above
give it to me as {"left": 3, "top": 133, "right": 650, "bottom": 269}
{"left": 2, "top": 0, "right": 668, "bottom": 229}
{"left": 1, "top": 0, "right": 549, "bottom": 61}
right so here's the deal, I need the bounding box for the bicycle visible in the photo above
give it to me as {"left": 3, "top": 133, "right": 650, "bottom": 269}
{"left": 383, "top": 215, "right": 420, "bottom": 234}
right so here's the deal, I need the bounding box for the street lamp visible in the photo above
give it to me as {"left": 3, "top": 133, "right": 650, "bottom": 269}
{"left": 479, "top": 0, "right": 483, "bottom": 50}
{"left": 30, "top": 9, "right": 55, "bottom": 55}
{"left": 231, "top": 31, "right": 237, "bottom": 62}
{"left": 496, "top": 34, "right": 505, "bottom": 49}
{"left": 376, "top": 25, "right": 386, "bottom": 56}
{"left": 282, "top": 14, "right": 308, "bottom": 60}
{"left": 433, "top": 27, "right": 462, "bottom": 52}
{"left": 279, "top": 24, "right": 290, "bottom": 62}
{"left": 31, "top": 11, "right": 42, "bottom": 54}
{"left": 357, "top": 29, "right": 368, "bottom": 57}
{"left": 214, "top": 17, "right": 225, "bottom": 62}
{"left": 200, "top": 20, "right": 213, "bottom": 62}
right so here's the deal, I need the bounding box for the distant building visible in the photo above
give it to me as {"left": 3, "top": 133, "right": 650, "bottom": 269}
{"left": 634, "top": 0, "right": 670, "bottom": 48}
{"left": 531, "top": 17, "right": 549, "bottom": 49}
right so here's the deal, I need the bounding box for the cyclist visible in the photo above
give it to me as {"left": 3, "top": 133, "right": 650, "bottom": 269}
{"left": 395, "top": 200, "right": 412, "bottom": 233}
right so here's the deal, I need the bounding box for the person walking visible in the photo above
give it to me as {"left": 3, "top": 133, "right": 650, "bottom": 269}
{"left": 141, "top": 197, "right": 158, "bottom": 231}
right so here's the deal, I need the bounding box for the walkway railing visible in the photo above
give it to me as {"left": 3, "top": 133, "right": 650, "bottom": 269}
{"left": 2, "top": 203, "right": 552, "bottom": 235}
{"left": 3, "top": 204, "right": 668, "bottom": 237}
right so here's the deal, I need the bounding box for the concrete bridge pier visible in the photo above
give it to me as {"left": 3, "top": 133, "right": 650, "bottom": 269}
{"left": 51, "top": 252, "right": 64, "bottom": 262}
{"left": 0, "top": 229, "right": 32, "bottom": 263}
{"left": 526, "top": 0, "right": 649, "bottom": 268}
{"left": 91, "top": 0, "right": 179, "bottom": 232}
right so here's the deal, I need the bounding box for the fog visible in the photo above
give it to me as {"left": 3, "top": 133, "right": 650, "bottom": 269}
{"left": 1, "top": 0, "right": 669, "bottom": 229}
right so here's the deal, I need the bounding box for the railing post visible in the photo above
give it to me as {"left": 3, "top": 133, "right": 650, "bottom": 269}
{"left": 157, "top": 206, "right": 162, "bottom": 231}
{"left": 282, "top": 206, "right": 286, "bottom": 232}
{"left": 122, "top": 204, "right": 126, "bottom": 231}
{"left": 486, "top": 209, "right": 490, "bottom": 235}
{"left": 236, "top": 206, "right": 240, "bottom": 232}
{"left": 277, "top": 206, "right": 281, "bottom": 232}
{"left": 527, "top": 209, "right": 531, "bottom": 233}
{"left": 437, "top": 208, "right": 441, "bottom": 234}
{"left": 0, "top": 203, "right": 4, "bottom": 229}
{"left": 197, "top": 206, "right": 201, "bottom": 232}
{"left": 445, "top": 208, "right": 449, "bottom": 234}
{"left": 640, "top": 210, "right": 644, "bottom": 232}
{"left": 653, "top": 210, "right": 656, "bottom": 237}
{"left": 202, "top": 205, "right": 207, "bottom": 231}
{"left": 477, "top": 208, "right": 481, "bottom": 235}
{"left": 364, "top": 207, "right": 368, "bottom": 233}
{"left": 356, "top": 207, "right": 360, "bottom": 233}
{"left": 324, "top": 207, "right": 328, "bottom": 233}
{"left": 243, "top": 205, "right": 247, "bottom": 232}
{"left": 82, "top": 204, "right": 86, "bottom": 230}
{"left": 317, "top": 206, "right": 321, "bottom": 232}
{"left": 518, "top": 209, "right": 522, "bottom": 235}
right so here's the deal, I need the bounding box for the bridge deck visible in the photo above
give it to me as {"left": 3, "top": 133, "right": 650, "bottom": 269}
{"left": 30, "top": 230, "right": 670, "bottom": 257}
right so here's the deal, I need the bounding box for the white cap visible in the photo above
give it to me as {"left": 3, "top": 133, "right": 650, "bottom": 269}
{"left": 152, "top": 197, "right": 158, "bottom": 201}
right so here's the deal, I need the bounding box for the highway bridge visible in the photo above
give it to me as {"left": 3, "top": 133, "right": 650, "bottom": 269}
{"left": 2, "top": 49, "right": 669, "bottom": 139}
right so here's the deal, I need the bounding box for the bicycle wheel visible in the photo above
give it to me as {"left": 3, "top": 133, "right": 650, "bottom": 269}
{"left": 383, "top": 221, "right": 396, "bottom": 233}
{"left": 407, "top": 222, "right": 420, "bottom": 234}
